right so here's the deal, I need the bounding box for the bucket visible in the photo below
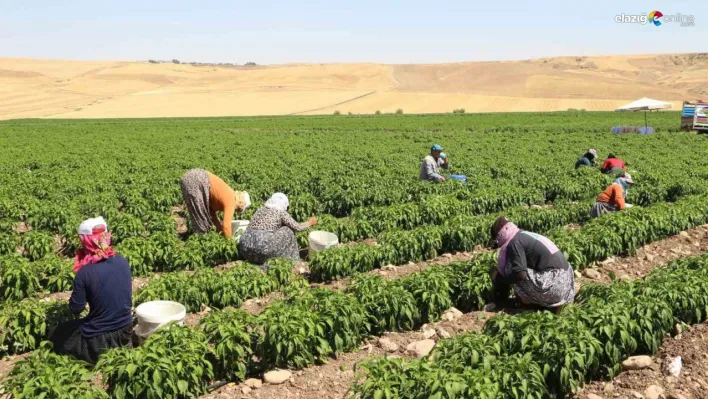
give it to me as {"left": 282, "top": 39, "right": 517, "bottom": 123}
{"left": 308, "top": 231, "right": 339, "bottom": 259}
{"left": 449, "top": 174, "right": 467, "bottom": 184}
{"left": 134, "top": 301, "right": 186, "bottom": 343}
{"left": 231, "top": 220, "right": 250, "bottom": 240}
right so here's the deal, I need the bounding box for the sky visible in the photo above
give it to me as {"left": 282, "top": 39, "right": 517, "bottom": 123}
{"left": 0, "top": 0, "right": 705, "bottom": 64}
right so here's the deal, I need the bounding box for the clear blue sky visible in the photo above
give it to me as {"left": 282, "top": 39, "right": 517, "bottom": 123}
{"left": 0, "top": 0, "right": 705, "bottom": 64}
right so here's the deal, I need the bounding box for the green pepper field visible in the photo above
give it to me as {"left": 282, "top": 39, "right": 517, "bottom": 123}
{"left": 1, "top": 111, "right": 708, "bottom": 398}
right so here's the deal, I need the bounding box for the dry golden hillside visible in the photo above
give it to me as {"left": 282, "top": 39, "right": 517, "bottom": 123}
{"left": 0, "top": 53, "right": 706, "bottom": 119}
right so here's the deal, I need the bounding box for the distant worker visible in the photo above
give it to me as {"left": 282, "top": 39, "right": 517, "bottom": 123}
{"left": 589, "top": 172, "right": 634, "bottom": 218}
{"left": 600, "top": 153, "right": 627, "bottom": 175}
{"left": 47, "top": 217, "right": 132, "bottom": 364}
{"left": 420, "top": 144, "right": 450, "bottom": 182}
{"left": 238, "top": 193, "right": 317, "bottom": 266}
{"left": 180, "top": 169, "right": 251, "bottom": 237}
{"left": 487, "top": 216, "right": 575, "bottom": 313}
{"left": 574, "top": 148, "right": 597, "bottom": 169}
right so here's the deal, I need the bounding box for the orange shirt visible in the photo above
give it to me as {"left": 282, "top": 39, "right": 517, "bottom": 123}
{"left": 207, "top": 172, "right": 236, "bottom": 237}
{"left": 597, "top": 183, "right": 626, "bottom": 210}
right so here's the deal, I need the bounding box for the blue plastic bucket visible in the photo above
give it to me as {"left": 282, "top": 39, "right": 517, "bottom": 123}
{"left": 449, "top": 174, "right": 467, "bottom": 184}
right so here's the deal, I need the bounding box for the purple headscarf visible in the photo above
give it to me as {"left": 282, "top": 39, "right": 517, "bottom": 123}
{"left": 495, "top": 222, "right": 521, "bottom": 275}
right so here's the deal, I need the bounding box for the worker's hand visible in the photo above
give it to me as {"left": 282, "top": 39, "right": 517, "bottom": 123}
{"left": 308, "top": 216, "right": 318, "bottom": 226}
{"left": 439, "top": 176, "right": 446, "bottom": 182}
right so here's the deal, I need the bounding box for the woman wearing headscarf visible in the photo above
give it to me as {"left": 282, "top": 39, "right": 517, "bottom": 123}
{"left": 180, "top": 168, "right": 251, "bottom": 237}
{"left": 600, "top": 153, "right": 627, "bottom": 175}
{"left": 488, "top": 216, "right": 575, "bottom": 313}
{"left": 47, "top": 217, "right": 133, "bottom": 364}
{"left": 589, "top": 172, "right": 634, "bottom": 218}
{"left": 238, "top": 193, "right": 317, "bottom": 265}
{"left": 574, "top": 148, "right": 597, "bottom": 169}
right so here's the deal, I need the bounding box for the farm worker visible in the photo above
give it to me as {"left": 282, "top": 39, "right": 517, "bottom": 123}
{"left": 179, "top": 168, "right": 251, "bottom": 237}
{"left": 238, "top": 193, "right": 318, "bottom": 266}
{"left": 600, "top": 153, "right": 627, "bottom": 175}
{"left": 574, "top": 148, "right": 597, "bottom": 169}
{"left": 47, "top": 217, "right": 132, "bottom": 364}
{"left": 487, "top": 217, "right": 575, "bottom": 313}
{"left": 589, "top": 172, "right": 634, "bottom": 218}
{"left": 419, "top": 144, "right": 450, "bottom": 182}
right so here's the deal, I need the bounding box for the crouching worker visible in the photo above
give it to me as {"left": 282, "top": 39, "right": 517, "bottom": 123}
{"left": 574, "top": 148, "right": 597, "bottom": 169}
{"left": 48, "top": 217, "right": 132, "bottom": 364}
{"left": 488, "top": 217, "right": 575, "bottom": 313}
{"left": 238, "top": 193, "right": 317, "bottom": 266}
{"left": 180, "top": 168, "right": 251, "bottom": 237}
{"left": 419, "top": 144, "right": 450, "bottom": 182}
{"left": 589, "top": 172, "right": 634, "bottom": 218}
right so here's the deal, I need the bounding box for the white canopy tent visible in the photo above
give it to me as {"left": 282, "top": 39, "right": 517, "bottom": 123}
{"left": 615, "top": 97, "right": 673, "bottom": 130}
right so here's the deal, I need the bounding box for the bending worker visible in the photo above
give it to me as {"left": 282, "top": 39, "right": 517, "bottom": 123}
{"left": 180, "top": 168, "right": 251, "bottom": 237}
{"left": 419, "top": 144, "right": 450, "bottom": 182}
{"left": 590, "top": 172, "right": 634, "bottom": 218}
{"left": 488, "top": 216, "right": 575, "bottom": 313}
{"left": 600, "top": 153, "right": 627, "bottom": 175}
{"left": 574, "top": 148, "right": 597, "bottom": 169}
{"left": 48, "top": 217, "right": 132, "bottom": 364}
{"left": 239, "top": 193, "right": 317, "bottom": 266}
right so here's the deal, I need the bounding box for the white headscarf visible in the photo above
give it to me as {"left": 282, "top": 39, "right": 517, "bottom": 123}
{"left": 265, "top": 192, "right": 289, "bottom": 212}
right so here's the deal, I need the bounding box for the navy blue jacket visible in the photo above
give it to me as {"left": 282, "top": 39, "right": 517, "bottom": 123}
{"left": 69, "top": 255, "right": 133, "bottom": 337}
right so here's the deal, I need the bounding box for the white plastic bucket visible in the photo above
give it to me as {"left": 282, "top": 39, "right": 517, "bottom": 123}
{"left": 231, "top": 220, "right": 250, "bottom": 240}
{"left": 308, "top": 231, "right": 339, "bottom": 259}
{"left": 134, "top": 301, "right": 186, "bottom": 342}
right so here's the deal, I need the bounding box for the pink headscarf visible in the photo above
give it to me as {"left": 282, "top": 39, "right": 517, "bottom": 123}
{"left": 74, "top": 224, "right": 116, "bottom": 272}
{"left": 495, "top": 222, "right": 521, "bottom": 275}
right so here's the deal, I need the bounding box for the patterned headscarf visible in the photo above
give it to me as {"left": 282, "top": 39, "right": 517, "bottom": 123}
{"left": 492, "top": 217, "right": 521, "bottom": 276}
{"left": 74, "top": 217, "right": 116, "bottom": 272}
{"left": 265, "top": 192, "right": 289, "bottom": 212}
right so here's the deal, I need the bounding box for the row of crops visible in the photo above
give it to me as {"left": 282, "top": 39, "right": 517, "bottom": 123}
{"left": 6, "top": 249, "right": 708, "bottom": 398}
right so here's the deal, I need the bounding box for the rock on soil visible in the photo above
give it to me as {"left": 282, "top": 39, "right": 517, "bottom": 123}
{"left": 644, "top": 385, "right": 664, "bottom": 399}
{"left": 441, "top": 307, "right": 463, "bottom": 322}
{"left": 421, "top": 324, "right": 437, "bottom": 339}
{"left": 244, "top": 378, "right": 263, "bottom": 389}
{"left": 377, "top": 337, "right": 399, "bottom": 353}
{"left": 587, "top": 394, "right": 604, "bottom": 399}
{"left": 406, "top": 339, "right": 435, "bottom": 358}
{"left": 263, "top": 370, "right": 292, "bottom": 385}
{"left": 622, "top": 355, "right": 653, "bottom": 370}
{"left": 436, "top": 326, "right": 451, "bottom": 339}
{"left": 583, "top": 269, "right": 601, "bottom": 279}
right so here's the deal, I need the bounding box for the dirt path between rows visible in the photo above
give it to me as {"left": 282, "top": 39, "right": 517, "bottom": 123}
{"left": 577, "top": 322, "right": 708, "bottom": 399}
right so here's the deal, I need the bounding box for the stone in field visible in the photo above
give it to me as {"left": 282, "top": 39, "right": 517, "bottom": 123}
{"left": 441, "top": 307, "right": 463, "bottom": 321}
{"left": 622, "top": 355, "right": 653, "bottom": 370}
{"left": 377, "top": 338, "right": 399, "bottom": 353}
{"left": 245, "top": 378, "right": 263, "bottom": 389}
{"left": 644, "top": 385, "right": 664, "bottom": 399}
{"left": 406, "top": 339, "right": 435, "bottom": 358}
{"left": 436, "top": 326, "right": 451, "bottom": 339}
{"left": 264, "top": 370, "right": 292, "bottom": 384}
{"left": 583, "top": 269, "right": 601, "bottom": 279}
{"left": 421, "top": 324, "right": 437, "bottom": 339}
